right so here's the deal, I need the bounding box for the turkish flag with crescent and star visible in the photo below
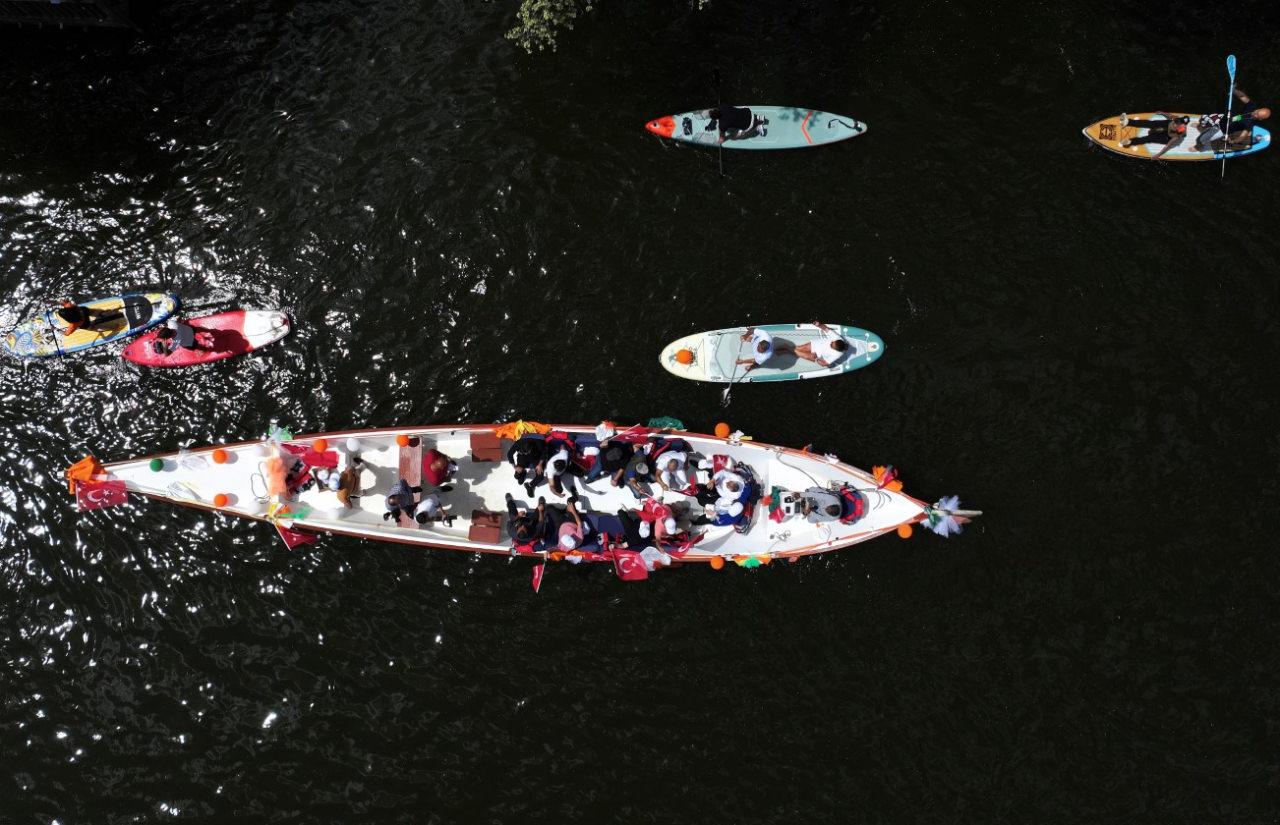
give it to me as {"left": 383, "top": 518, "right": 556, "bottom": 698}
{"left": 75, "top": 480, "right": 128, "bottom": 511}
{"left": 610, "top": 549, "right": 650, "bottom": 582}
{"left": 275, "top": 523, "right": 318, "bottom": 549}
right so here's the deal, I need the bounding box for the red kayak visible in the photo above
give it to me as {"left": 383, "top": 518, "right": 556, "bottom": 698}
{"left": 122, "top": 310, "right": 291, "bottom": 368}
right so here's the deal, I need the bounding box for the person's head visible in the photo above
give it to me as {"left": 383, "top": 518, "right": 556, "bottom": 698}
{"left": 415, "top": 511, "right": 431, "bottom": 524}
{"left": 634, "top": 461, "right": 650, "bottom": 476}
{"left": 756, "top": 340, "right": 770, "bottom": 354}
{"left": 327, "top": 475, "right": 341, "bottom": 492}
{"left": 1255, "top": 107, "right": 1271, "bottom": 121}
{"left": 515, "top": 521, "right": 531, "bottom": 540}
{"left": 824, "top": 504, "right": 842, "bottom": 518}
{"left": 430, "top": 456, "right": 447, "bottom": 472}
{"left": 662, "top": 516, "right": 677, "bottom": 536}
{"left": 166, "top": 317, "right": 179, "bottom": 330}
{"left": 559, "top": 532, "right": 579, "bottom": 550}
{"left": 725, "top": 480, "right": 741, "bottom": 493}
{"left": 666, "top": 459, "right": 679, "bottom": 472}
{"left": 387, "top": 494, "right": 402, "bottom": 508}
{"left": 155, "top": 327, "right": 174, "bottom": 340}
{"left": 832, "top": 339, "right": 848, "bottom": 352}
{"left": 553, "top": 459, "right": 567, "bottom": 473}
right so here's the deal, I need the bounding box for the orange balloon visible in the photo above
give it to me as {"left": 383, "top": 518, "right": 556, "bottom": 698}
{"left": 714, "top": 422, "right": 731, "bottom": 438}
{"left": 887, "top": 480, "right": 903, "bottom": 492}
{"left": 897, "top": 523, "right": 914, "bottom": 539}
{"left": 213, "top": 493, "right": 229, "bottom": 507}
{"left": 211, "top": 449, "right": 228, "bottom": 464}
{"left": 396, "top": 434, "right": 410, "bottom": 447}
{"left": 709, "top": 556, "right": 725, "bottom": 570}
{"left": 759, "top": 555, "right": 772, "bottom": 565}
{"left": 675, "top": 348, "right": 694, "bottom": 365}
{"left": 312, "top": 438, "right": 328, "bottom": 453}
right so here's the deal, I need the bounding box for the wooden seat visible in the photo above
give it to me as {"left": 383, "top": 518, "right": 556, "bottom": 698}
{"left": 469, "top": 431, "right": 503, "bottom": 463}
{"left": 468, "top": 510, "right": 503, "bottom": 544}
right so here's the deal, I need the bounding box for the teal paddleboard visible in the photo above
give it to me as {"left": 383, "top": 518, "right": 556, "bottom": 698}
{"left": 646, "top": 106, "right": 867, "bottom": 150}
{"left": 659, "top": 323, "right": 884, "bottom": 383}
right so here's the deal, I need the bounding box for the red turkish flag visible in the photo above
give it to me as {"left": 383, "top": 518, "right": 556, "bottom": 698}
{"left": 610, "top": 549, "right": 649, "bottom": 582}
{"left": 275, "top": 523, "right": 317, "bottom": 549}
{"left": 75, "top": 480, "right": 128, "bottom": 511}
{"left": 531, "top": 562, "right": 545, "bottom": 593}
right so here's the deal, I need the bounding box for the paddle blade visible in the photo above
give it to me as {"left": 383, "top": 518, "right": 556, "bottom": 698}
{"left": 1226, "top": 54, "right": 1237, "bottom": 77}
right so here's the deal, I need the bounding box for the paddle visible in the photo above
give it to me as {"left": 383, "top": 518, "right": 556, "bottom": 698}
{"left": 720, "top": 333, "right": 750, "bottom": 407}
{"left": 1222, "top": 54, "right": 1237, "bottom": 178}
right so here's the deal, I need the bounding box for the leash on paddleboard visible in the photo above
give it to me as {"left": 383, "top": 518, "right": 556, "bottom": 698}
{"left": 713, "top": 68, "right": 724, "bottom": 177}
{"left": 1222, "top": 54, "right": 1237, "bottom": 178}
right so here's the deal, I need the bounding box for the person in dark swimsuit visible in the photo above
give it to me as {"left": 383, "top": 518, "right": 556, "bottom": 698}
{"left": 1200, "top": 89, "right": 1271, "bottom": 151}
{"left": 1119, "top": 113, "right": 1190, "bottom": 159}
{"left": 54, "top": 301, "right": 113, "bottom": 336}
{"left": 703, "top": 105, "right": 768, "bottom": 142}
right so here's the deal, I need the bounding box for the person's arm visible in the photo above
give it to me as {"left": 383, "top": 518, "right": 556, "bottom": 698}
{"left": 1153, "top": 134, "right": 1181, "bottom": 159}
{"left": 1234, "top": 88, "right": 1251, "bottom": 105}
{"left": 740, "top": 327, "right": 755, "bottom": 341}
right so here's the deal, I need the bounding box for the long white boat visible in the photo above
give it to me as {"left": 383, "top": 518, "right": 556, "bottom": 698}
{"left": 75, "top": 423, "right": 977, "bottom": 574}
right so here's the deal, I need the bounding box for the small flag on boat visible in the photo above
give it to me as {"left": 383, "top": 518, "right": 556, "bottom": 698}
{"left": 275, "top": 523, "right": 317, "bottom": 549}
{"left": 873, "top": 465, "right": 898, "bottom": 489}
{"left": 532, "top": 562, "right": 545, "bottom": 593}
{"left": 75, "top": 479, "right": 128, "bottom": 511}
{"left": 610, "top": 549, "right": 649, "bottom": 581}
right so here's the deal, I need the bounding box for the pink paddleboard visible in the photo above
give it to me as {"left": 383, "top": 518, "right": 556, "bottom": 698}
{"left": 122, "top": 310, "right": 291, "bottom": 368}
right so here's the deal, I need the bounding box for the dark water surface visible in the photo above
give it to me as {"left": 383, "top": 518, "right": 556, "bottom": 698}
{"left": 3, "top": 0, "right": 1280, "bottom": 821}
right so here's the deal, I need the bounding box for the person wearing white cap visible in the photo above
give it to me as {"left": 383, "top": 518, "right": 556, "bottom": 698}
{"left": 556, "top": 499, "right": 587, "bottom": 550}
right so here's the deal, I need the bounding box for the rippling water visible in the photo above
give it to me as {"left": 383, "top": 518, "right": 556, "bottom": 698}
{"left": 3, "top": 1, "right": 1280, "bottom": 821}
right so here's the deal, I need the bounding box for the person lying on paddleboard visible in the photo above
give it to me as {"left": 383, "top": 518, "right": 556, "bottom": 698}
{"left": 1118, "top": 112, "right": 1190, "bottom": 158}
{"left": 791, "top": 321, "right": 851, "bottom": 368}
{"left": 703, "top": 105, "right": 768, "bottom": 143}
{"left": 54, "top": 300, "right": 113, "bottom": 336}
{"left": 1196, "top": 88, "right": 1271, "bottom": 151}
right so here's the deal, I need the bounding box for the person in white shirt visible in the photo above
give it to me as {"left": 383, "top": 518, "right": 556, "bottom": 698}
{"left": 414, "top": 492, "right": 454, "bottom": 526}
{"left": 735, "top": 326, "right": 783, "bottom": 373}
{"left": 792, "top": 321, "right": 850, "bottom": 368}
{"left": 655, "top": 450, "right": 690, "bottom": 493}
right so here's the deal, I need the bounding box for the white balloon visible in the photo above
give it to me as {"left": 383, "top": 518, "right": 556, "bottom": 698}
{"left": 345, "top": 438, "right": 361, "bottom": 454}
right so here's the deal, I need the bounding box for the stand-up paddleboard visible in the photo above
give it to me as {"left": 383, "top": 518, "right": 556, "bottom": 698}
{"left": 660, "top": 323, "right": 884, "bottom": 383}
{"left": 646, "top": 106, "right": 867, "bottom": 150}
{"left": 122, "top": 310, "right": 291, "bottom": 368}
{"left": 1082, "top": 112, "right": 1271, "bottom": 160}
{"left": 3, "top": 292, "right": 178, "bottom": 359}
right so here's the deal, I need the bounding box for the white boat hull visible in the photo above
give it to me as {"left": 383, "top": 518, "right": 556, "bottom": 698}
{"left": 101, "top": 424, "right": 932, "bottom": 565}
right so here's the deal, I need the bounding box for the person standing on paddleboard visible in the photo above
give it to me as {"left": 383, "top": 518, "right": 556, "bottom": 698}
{"left": 54, "top": 300, "right": 112, "bottom": 336}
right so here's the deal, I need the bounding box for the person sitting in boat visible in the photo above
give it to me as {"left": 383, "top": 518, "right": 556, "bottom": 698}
{"left": 414, "top": 492, "right": 454, "bottom": 527}
{"left": 543, "top": 437, "right": 583, "bottom": 498}
{"left": 798, "top": 488, "right": 846, "bottom": 523}
{"left": 735, "top": 326, "right": 790, "bottom": 373}
{"left": 792, "top": 322, "right": 850, "bottom": 368}
{"left": 423, "top": 448, "right": 457, "bottom": 492}
{"left": 625, "top": 458, "right": 657, "bottom": 500}
{"left": 1118, "top": 112, "right": 1190, "bottom": 159}
{"left": 334, "top": 461, "right": 363, "bottom": 509}
{"left": 703, "top": 105, "right": 768, "bottom": 142}
{"left": 655, "top": 450, "right": 693, "bottom": 495}
{"left": 505, "top": 493, "right": 546, "bottom": 545}
{"left": 709, "top": 466, "right": 755, "bottom": 527}
{"left": 586, "top": 440, "right": 634, "bottom": 487}
{"left": 383, "top": 478, "right": 422, "bottom": 522}
{"left": 54, "top": 300, "right": 113, "bottom": 336}
{"left": 507, "top": 435, "right": 547, "bottom": 497}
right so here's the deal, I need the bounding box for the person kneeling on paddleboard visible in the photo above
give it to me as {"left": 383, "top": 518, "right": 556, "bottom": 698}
{"left": 1118, "top": 112, "right": 1190, "bottom": 159}
{"left": 153, "top": 316, "right": 205, "bottom": 355}
{"left": 703, "top": 105, "right": 768, "bottom": 142}
{"left": 54, "top": 301, "right": 112, "bottom": 336}
{"left": 792, "top": 321, "right": 851, "bottom": 368}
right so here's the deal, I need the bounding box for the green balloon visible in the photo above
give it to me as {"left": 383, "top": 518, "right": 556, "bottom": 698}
{"left": 148, "top": 458, "right": 164, "bottom": 472}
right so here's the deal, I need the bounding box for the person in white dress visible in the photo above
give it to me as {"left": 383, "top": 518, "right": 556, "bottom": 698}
{"left": 792, "top": 321, "right": 850, "bottom": 368}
